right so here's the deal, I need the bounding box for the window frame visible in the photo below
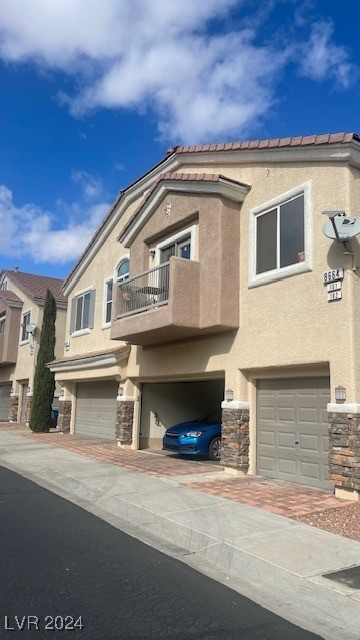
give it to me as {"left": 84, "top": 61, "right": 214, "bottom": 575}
{"left": 74, "top": 291, "right": 91, "bottom": 333}
{"left": 116, "top": 256, "right": 130, "bottom": 284}
{"left": 102, "top": 277, "right": 114, "bottom": 329}
{"left": 154, "top": 225, "right": 197, "bottom": 266}
{"left": 0, "top": 316, "right": 5, "bottom": 333}
{"left": 248, "top": 181, "right": 312, "bottom": 288}
{"left": 20, "top": 310, "right": 31, "bottom": 344}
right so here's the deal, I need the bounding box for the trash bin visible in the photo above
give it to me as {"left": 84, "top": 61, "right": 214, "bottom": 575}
{"left": 50, "top": 407, "right": 59, "bottom": 428}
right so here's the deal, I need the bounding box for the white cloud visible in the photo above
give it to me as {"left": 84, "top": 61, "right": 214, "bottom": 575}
{"left": 71, "top": 170, "right": 103, "bottom": 199}
{"left": 0, "top": 184, "right": 109, "bottom": 264}
{"left": 299, "top": 21, "right": 353, "bottom": 88}
{"left": 0, "top": 1, "right": 355, "bottom": 143}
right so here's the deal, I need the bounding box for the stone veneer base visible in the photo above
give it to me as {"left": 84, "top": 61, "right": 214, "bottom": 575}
{"left": 25, "top": 396, "right": 32, "bottom": 426}
{"left": 220, "top": 408, "right": 250, "bottom": 470}
{"left": 115, "top": 400, "right": 134, "bottom": 445}
{"left": 57, "top": 400, "right": 72, "bottom": 432}
{"left": 9, "top": 395, "right": 19, "bottom": 422}
{"left": 329, "top": 411, "right": 360, "bottom": 495}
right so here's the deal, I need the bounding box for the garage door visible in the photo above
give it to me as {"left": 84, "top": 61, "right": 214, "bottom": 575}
{"left": 75, "top": 381, "right": 118, "bottom": 440}
{"left": 0, "top": 383, "right": 11, "bottom": 421}
{"left": 257, "top": 378, "right": 330, "bottom": 489}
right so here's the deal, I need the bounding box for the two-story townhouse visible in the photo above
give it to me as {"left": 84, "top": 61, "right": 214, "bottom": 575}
{"left": 52, "top": 132, "right": 360, "bottom": 502}
{"left": 0, "top": 269, "right": 67, "bottom": 425}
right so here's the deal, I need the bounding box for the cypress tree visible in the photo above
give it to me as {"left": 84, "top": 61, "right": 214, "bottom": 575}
{"left": 29, "top": 289, "right": 57, "bottom": 432}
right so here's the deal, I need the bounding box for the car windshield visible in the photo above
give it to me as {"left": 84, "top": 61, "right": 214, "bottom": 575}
{"left": 196, "top": 410, "right": 221, "bottom": 424}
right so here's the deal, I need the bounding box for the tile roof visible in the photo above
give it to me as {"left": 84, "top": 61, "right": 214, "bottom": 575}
{"left": 48, "top": 345, "right": 130, "bottom": 366}
{"left": 0, "top": 289, "right": 23, "bottom": 305}
{"left": 3, "top": 270, "right": 67, "bottom": 304}
{"left": 168, "top": 132, "right": 360, "bottom": 155}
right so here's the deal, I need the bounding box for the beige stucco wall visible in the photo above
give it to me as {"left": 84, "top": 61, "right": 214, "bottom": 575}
{"left": 63, "top": 199, "right": 142, "bottom": 359}
{"left": 58, "top": 155, "right": 360, "bottom": 466}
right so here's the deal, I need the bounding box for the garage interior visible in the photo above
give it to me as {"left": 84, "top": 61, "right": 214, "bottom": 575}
{"left": 139, "top": 379, "right": 225, "bottom": 450}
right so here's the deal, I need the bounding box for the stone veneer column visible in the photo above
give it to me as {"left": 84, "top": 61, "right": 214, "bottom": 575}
{"left": 9, "top": 394, "right": 19, "bottom": 422}
{"left": 57, "top": 399, "right": 72, "bottom": 432}
{"left": 115, "top": 399, "right": 135, "bottom": 446}
{"left": 220, "top": 401, "right": 250, "bottom": 471}
{"left": 329, "top": 408, "right": 360, "bottom": 500}
{"left": 25, "top": 395, "right": 33, "bottom": 426}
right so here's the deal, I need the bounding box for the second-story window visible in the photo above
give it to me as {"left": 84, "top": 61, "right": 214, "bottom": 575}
{"left": 70, "top": 289, "right": 96, "bottom": 335}
{"left": 75, "top": 292, "right": 91, "bottom": 331}
{"left": 117, "top": 259, "right": 130, "bottom": 283}
{"left": 104, "top": 280, "right": 113, "bottom": 324}
{"left": 160, "top": 235, "right": 191, "bottom": 263}
{"left": 256, "top": 194, "right": 305, "bottom": 275}
{"left": 21, "top": 311, "right": 31, "bottom": 342}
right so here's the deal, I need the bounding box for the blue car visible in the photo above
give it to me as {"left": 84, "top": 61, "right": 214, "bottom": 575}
{"left": 162, "top": 410, "right": 221, "bottom": 461}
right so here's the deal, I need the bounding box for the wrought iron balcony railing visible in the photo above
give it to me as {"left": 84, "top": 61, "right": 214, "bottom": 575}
{"left": 117, "top": 262, "right": 170, "bottom": 318}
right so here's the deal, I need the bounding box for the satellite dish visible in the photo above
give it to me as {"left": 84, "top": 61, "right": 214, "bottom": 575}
{"left": 26, "top": 322, "right": 37, "bottom": 334}
{"left": 322, "top": 217, "right": 360, "bottom": 242}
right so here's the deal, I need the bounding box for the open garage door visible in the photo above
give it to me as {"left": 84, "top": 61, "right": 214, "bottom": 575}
{"left": 257, "top": 377, "right": 330, "bottom": 489}
{"left": 75, "top": 381, "right": 118, "bottom": 440}
{"left": 0, "top": 383, "right": 11, "bottom": 421}
{"left": 140, "top": 379, "right": 224, "bottom": 449}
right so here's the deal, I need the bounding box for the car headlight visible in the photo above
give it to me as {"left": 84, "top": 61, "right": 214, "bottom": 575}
{"left": 184, "top": 430, "right": 205, "bottom": 437}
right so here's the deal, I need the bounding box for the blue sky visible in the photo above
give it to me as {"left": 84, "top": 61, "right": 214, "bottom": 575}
{"left": 0, "top": 0, "right": 359, "bottom": 279}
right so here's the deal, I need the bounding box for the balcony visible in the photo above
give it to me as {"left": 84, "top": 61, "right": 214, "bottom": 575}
{"left": 117, "top": 261, "right": 171, "bottom": 318}
{"left": 111, "top": 254, "right": 239, "bottom": 347}
{"left": 111, "top": 257, "right": 202, "bottom": 346}
{"left": 0, "top": 309, "right": 21, "bottom": 364}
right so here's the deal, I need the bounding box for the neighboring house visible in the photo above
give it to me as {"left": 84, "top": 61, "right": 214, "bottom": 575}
{"left": 0, "top": 269, "right": 67, "bottom": 425}
{"left": 51, "top": 132, "right": 360, "bottom": 502}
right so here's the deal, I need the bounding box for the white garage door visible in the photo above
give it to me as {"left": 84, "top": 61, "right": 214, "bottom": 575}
{"left": 0, "top": 383, "right": 11, "bottom": 421}
{"left": 257, "top": 378, "right": 330, "bottom": 489}
{"left": 75, "top": 381, "right": 118, "bottom": 440}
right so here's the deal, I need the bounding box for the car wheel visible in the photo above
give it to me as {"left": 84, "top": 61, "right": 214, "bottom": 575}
{"left": 208, "top": 437, "right": 221, "bottom": 461}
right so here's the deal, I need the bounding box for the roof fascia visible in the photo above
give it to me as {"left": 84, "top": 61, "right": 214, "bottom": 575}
{"left": 173, "top": 142, "right": 356, "bottom": 168}
{"left": 120, "top": 178, "right": 250, "bottom": 248}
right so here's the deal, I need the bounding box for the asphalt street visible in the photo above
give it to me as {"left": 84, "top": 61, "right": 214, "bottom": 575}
{"left": 0, "top": 465, "right": 324, "bottom": 640}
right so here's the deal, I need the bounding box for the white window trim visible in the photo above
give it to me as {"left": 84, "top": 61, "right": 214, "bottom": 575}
{"left": 115, "top": 254, "right": 130, "bottom": 282}
{"left": 102, "top": 276, "right": 114, "bottom": 330}
{"left": 154, "top": 225, "right": 197, "bottom": 265}
{"left": 20, "top": 309, "right": 32, "bottom": 345}
{"left": 71, "top": 327, "right": 91, "bottom": 338}
{"left": 72, "top": 286, "right": 93, "bottom": 333}
{"left": 248, "top": 181, "right": 312, "bottom": 288}
{"left": 73, "top": 285, "right": 94, "bottom": 298}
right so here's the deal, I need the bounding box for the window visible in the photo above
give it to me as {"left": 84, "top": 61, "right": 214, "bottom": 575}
{"left": 0, "top": 317, "right": 5, "bottom": 333}
{"left": 104, "top": 280, "right": 113, "bottom": 325}
{"left": 21, "top": 311, "right": 31, "bottom": 342}
{"left": 159, "top": 234, "right": 192, "bottom": 263}
{"left": 117, "top": 259, "right": 130, "bottom": 283}
{"left": 256, "top": 194, "right": 304, "bottom": 274}
{"left": 75, "top": 292, "right": 91, "bottom": 331}
{"left": 249, "top": 183, "right": 311, "bottom": 288}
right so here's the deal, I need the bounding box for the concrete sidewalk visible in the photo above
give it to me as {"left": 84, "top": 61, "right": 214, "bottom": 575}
{"left": 0, "top": 430, "right": 359, "bottom": 640}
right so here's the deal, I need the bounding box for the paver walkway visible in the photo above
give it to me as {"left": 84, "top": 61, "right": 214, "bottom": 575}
{"left": 21, "top": 431, "right": 220, "bottom": 477}
{"left": 1, "top": 424, "right": 356, "bottom": 527}
{"left": 186, "top": 475, "right": 354, "bottom": 517}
